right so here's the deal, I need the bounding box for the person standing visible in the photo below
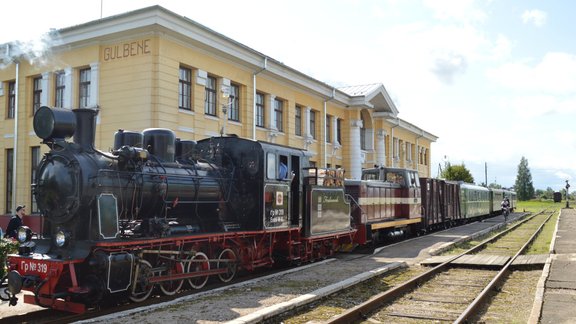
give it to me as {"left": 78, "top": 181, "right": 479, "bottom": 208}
{"left": 4, "top": 205, "right": 25, "bottom": 239}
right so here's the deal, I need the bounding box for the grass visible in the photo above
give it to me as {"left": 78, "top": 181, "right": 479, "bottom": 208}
{"left": 516, "top": 199, "right": 564, "bottom": 213}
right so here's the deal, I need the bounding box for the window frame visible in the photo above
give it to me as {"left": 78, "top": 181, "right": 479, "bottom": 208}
{"left": 336, "top": 118, "right": 342, "bottom": 144}
{"left": 204, "top": 75, "right": 217, "bottom": 116}
{"left": 309, "top": 110, "right": 316, "bottom": 139}
{"left": 7, "top": 81, "right": 15, "bottom": 119}
{"left": 79, "top": 68, "right": 91, "bottom": 108}
{"left": 32, "top": 76, "right": 42, "bottom": 115}
{"left": 179, "top": 66, "right": 193, "bottom": 111}
{"left": 274, "top": 98, "right": 284, "bottom": 132}
{"left": 228, "top": 83, "right": 240, "bottom": 121}
{"left": 5, "top": 149, "right": 13, "bottom": 213}
{"left": 295, "top": 105, "right": 302, "bottom": 136}
{"left": 31, "top": 146, "right": 40, "bottom": 212}
{"left": 326, "top": 115, "right": 331, "bottom": 143}
{"left": 256, "top": 92, "right": 265, "bottom": 127}
{"left": 54, "top": 71, "right": 65, "bottom": 108}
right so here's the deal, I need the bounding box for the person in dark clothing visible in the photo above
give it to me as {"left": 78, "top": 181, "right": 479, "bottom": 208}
{"left": 4, "top": 205, "right": 25, "bottom": 239}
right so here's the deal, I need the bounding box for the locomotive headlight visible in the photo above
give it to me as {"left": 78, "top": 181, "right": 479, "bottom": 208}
{"left": 55, "top": 230, "right": 70, "bottom": 247}
{"left": 17, "top": 226, "right": 33, "bottom": 243}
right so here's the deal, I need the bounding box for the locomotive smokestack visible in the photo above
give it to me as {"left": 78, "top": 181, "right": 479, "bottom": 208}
{"left": 73, "top": 108, "right": 98, "bottom": 151}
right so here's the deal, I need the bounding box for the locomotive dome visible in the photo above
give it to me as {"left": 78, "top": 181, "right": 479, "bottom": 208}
{"left": 33, "top": 106, "right": 76, "bottom": 141}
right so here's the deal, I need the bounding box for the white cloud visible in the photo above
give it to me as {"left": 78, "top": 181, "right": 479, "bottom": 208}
{"left": 522, "top": 9, "right": 548, "bottom": 27}
{"left": 486, "top": 52, "right": 576, "bottom": 95}
{"left": 555, "top": 171, "right": 572, "bottom": 182}
{"left": 423, "top": 0, "right": 487, "bottom": 23}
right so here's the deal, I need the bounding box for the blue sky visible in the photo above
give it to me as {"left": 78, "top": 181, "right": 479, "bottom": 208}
{"left": 2, "top": 0, "right": 575, "bottom": 191}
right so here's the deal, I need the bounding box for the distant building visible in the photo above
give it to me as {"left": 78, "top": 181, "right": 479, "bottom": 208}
{"left": 0, "top": 5, "right": 436, "bottom": 216}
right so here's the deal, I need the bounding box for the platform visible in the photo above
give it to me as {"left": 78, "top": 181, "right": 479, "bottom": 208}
{"left": 535, "top": 208, "right": 576, "bottom": 323}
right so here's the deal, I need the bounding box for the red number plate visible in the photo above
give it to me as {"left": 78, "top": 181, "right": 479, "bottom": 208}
{"left": 19, "top": 259, "right": 49, "bottom": 275}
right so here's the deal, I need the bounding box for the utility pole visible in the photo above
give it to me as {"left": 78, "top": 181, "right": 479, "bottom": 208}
{"left": 484, "top": 162, "right": 487, "bottom": 187}
{"left": 566, "top": 180, "right": 570, "bottom": 208}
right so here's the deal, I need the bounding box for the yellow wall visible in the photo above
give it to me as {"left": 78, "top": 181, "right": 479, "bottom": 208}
{"left": 0, "top": 27, "right": 434, "bottom": 214}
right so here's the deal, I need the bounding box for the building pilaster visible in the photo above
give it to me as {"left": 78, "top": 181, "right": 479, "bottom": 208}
{"left": 349, "top": 119, "right": 363, "bottom": 179}
{"left": 376, "top": 129, "right": 387, "bottom": 166}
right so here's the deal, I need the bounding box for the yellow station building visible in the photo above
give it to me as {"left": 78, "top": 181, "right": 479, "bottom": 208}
{"left": 0, "top": 6, "right": 437, "bottom": 216}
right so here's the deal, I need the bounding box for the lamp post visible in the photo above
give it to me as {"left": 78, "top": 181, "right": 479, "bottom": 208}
{"left": 566, "top": 180, "right": 570, "bottom": 208}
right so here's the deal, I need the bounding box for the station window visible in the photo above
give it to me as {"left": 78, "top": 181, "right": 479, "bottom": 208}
{"left": 326, "top": 115, "right": 331, "bottom": 143}
{"left": 336, "top": 119, "right": 342, "bottom": 144}
{"left": 309, "top": 110, "right": 316, "bottom": 139}
{"left": 5, "top": 149, "right": 13, "bottom": 213}
{"left": 228, "top": 83, "right": 240, "bottom": 121}
{"left": 31, "top": 146, "right": 40, "bottom": 212}
{"left": 274, "top": 98, "right": 284, "bottom": 132}
{"left": 32, "top": 76, "right": 42, "bottom": 115}
{"left": 54, "top": 71, "right": 65, "bottom": 108}
{"left": 79, "top": 67, "right": 91, "bottom": 108}
{"left": 204, "top": 75, "right": 217, "bottom": 116}
{"left": 7, "top": 81, "right": 15, "bottom": 119}
{"left": 256, "top": 92, "right": 265, "bottom": 127}
{"left": 295, "top": 105, "right": 302, "bottom": 136}
{"left": 179, "top": 66, "right": 192, "bottom": 111}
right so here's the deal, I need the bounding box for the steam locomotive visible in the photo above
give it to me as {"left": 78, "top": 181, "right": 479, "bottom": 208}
{"left": 1, "top": 107, "right": 515, "bottom": 313}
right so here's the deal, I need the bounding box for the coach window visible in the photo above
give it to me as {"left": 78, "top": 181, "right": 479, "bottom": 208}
{"left": 409, "top": 172, "right": 420, "bottom": 187}
{"left": 362, "top": 170, "right": 378, "bottom": 180}
{"left": 267, "top": 153, "right": 276, "bottom": 179}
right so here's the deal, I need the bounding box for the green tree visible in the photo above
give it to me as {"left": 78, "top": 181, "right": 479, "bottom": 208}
{"left": 514, "top": 156, "right": 535, "bottom": 200}
{"left": 441, "top": 162, "right": 474, "bottom": 183}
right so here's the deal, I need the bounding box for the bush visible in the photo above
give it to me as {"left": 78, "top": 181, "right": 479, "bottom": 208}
{"left": 0, "top": 239, "right": 19, "bottom": 279}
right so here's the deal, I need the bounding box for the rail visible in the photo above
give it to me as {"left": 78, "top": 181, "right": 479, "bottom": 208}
{"left": 326, "top": 210, "right": 553, "bottom": 323}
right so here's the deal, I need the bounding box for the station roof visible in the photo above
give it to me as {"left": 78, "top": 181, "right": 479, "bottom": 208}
{"left": 339, "top": 83, "right": 399, "bottom": 116}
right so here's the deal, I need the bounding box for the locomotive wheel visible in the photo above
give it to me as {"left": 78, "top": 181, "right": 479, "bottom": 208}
{"left": 187, "top": 252, "right": 210, "bottom": 289}
{"left": 216, "top": 248, "right": 237, "bottom": 283}
{"left": 129, "top": 260, "right": 154, "bottom": 303}
{"left": 159, "top": 259, "right": 185, "bottom": 296}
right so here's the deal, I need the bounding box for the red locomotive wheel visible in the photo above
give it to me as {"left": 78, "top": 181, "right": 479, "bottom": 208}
{"left": 217, "top": 248, "right": 237, "bottom": 283}
{"left": 187, "top": 252, "right": 210, "bottom": 289}
{"left": 159, "top": 259, "right": 185, "bottom": 296}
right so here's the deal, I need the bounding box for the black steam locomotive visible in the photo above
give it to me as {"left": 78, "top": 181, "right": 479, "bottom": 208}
{"left": 2, "top": 106, "right": 514, "bottom": 314}
{"left": 2, "top": 107, "right": 354, "bottom": 312}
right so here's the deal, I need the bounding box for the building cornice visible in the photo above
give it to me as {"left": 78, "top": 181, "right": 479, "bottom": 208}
{"left": 53, "top": 6, "right": 352, "bottom": 106}
{"left": 385, "top": 118, "right": 438, "bottom": 142}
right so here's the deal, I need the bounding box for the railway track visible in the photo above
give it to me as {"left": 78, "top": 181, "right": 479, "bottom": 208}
{"left": 269, "top": 210, "right": 553, "bottom": 323}
{"left": 0, "top": 264, "right": 289, "bottom": 323}
{"left": 325, "top": 210, "right": 553, "bottom": 323}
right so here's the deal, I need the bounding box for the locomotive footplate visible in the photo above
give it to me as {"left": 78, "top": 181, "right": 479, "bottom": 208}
{"left": 6, "top": 254, "right": 87, "bottom": 313}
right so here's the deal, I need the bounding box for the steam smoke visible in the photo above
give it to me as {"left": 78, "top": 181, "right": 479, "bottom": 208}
{"left": 0, "top": 29, "right": 61, "bottom": 69}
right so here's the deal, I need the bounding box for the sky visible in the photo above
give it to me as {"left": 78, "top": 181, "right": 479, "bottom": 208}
{"left": 1, "top": 0, "right": 575, "bottom": 191}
